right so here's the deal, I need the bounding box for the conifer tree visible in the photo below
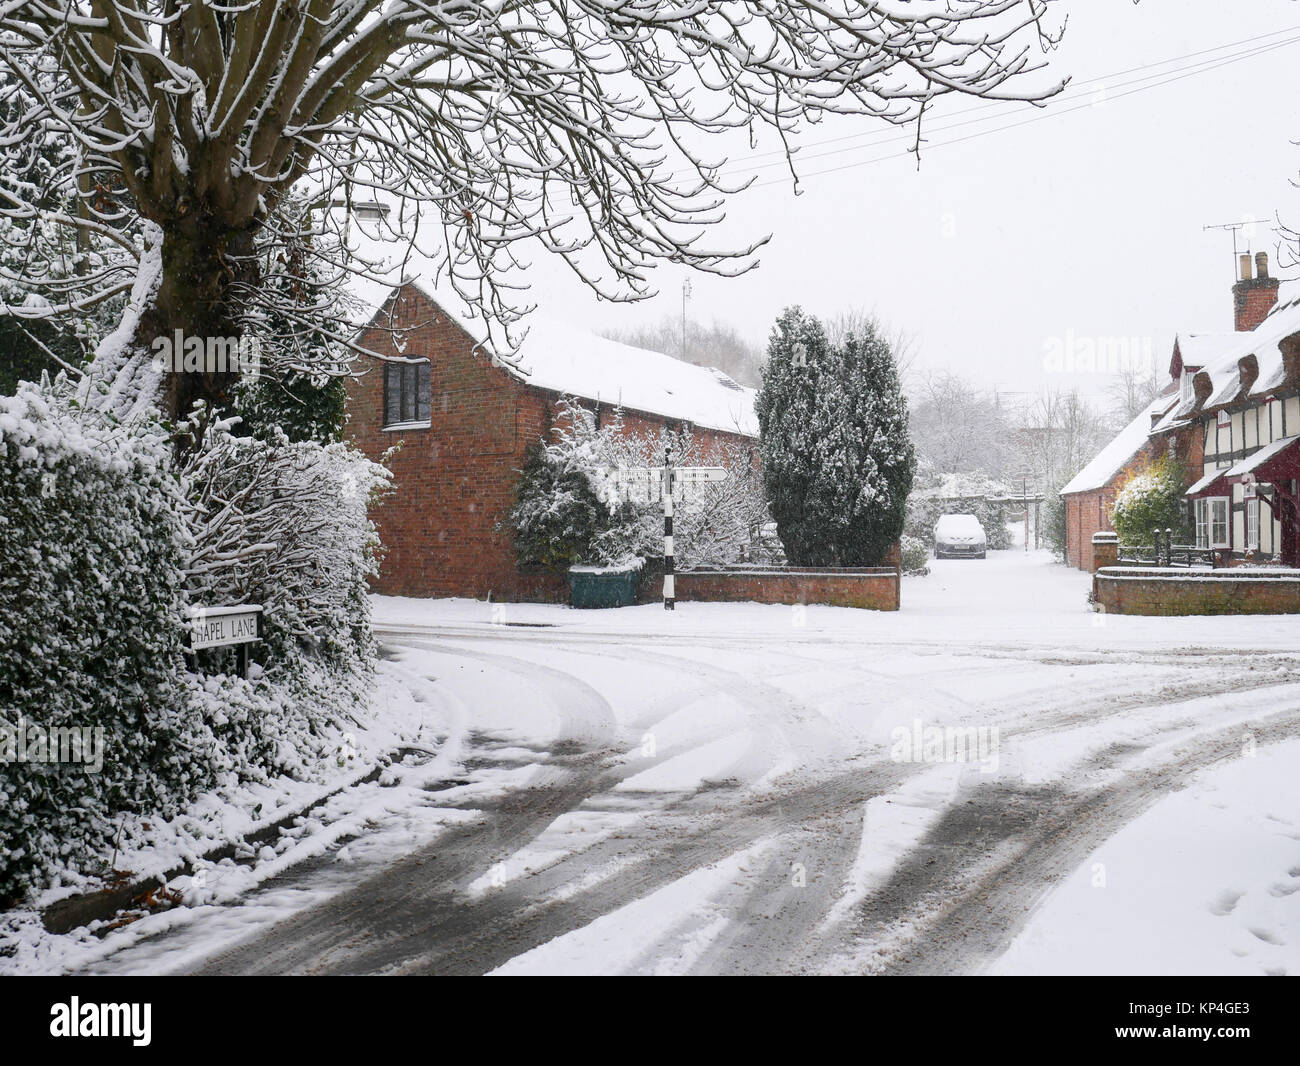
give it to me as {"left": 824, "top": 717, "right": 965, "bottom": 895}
{"left": 756, "top": 307, "right": 915, "bottom": 566}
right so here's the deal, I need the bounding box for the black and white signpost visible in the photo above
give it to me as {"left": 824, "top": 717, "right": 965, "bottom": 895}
{"left": 663, "top": 451, "right": 675, "bottom": 610}
{"left": 604, "top": 454, "right": 726, "bottom": 610}
{"left": 187, "top": 604, "right": 264, "bottom": 677}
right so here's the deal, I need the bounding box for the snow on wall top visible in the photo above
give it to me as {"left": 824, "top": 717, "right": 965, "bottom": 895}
{"left": 347, "top": 240, "right": 757, "bottom": 438}
{"left": 1060, "top": 394, "right": 1174, "bottom": 496}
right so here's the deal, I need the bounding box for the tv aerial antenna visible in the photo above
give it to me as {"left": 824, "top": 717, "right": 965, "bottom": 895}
{"left": 1203, "top": 218, "right": 1262, "bottom": 279}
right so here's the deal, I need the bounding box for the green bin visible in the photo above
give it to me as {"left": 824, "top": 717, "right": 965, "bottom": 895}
{"left": 567, "top": 564, "right": 642, "bottom": 608}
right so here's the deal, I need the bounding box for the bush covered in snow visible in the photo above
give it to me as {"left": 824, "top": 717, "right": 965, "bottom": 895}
{"left": 507, "top": 402, "right": 641, "bottom": 570}
{"left": 1110, "top": 455, "right": 1190, "bottom": 547}
{"left": 756, "top": 308, "right": 914, "bottom": 567}
{"left": 0, "top": 383, "right": 389, "bottom": 903}
{"left": 180, "top": 414, "right": 391, "bottom": 778}
{"left": 507, "top": 396, "right": 771, "bottom": 571}
{"left": 0, "top": 383, "right": 207, "bottom": 902}
{"left": 899, "top": 535, "right": 931, "bottom": 574}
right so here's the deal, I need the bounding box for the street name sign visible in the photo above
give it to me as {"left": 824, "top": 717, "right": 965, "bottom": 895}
{"left": 188, "top": 605, "right": 263, "bottom": 650}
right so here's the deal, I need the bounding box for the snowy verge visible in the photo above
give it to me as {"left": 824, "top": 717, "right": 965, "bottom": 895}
{"left": 989, "top": 738, "right": 1300, "bottom": 976}
{"left": 0, "top": 659, "right": 455, "bottom": 974}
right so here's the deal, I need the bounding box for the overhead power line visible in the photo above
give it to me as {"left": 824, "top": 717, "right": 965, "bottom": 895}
{"left": 728, "top": 24, "right": 1300, "bottom": 168}
{"left": 740, "top": 32, "right": 1300, "bottom": 189}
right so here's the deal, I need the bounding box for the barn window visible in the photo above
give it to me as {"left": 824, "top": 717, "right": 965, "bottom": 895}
{"left": 383, "top": 360, "right": 431, "bottom": 428}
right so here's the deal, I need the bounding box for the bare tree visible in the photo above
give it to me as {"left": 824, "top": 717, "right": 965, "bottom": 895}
{"left": 1105, "top": 364, "right": 1164, "bottom": 427}
{"left": 825, "top": 307, "right": 916, "bottom": 387}
{"left": 0, "top": 1, "right": 1064, "bottom": 420}
{"left": 1014, "top": 388, "right": 1112, "bottom": 490}
{"left": 908, "top": 372, "right": 1014, "bottom": 479}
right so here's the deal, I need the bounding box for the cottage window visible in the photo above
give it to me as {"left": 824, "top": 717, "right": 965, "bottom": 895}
{"left": 1195, "top": 497, "right": 1230, "bottom": 549}
{"left": 383, "top": 360, "right": 431, "bottom": 428}
{"left": 1247, "top": 497, "right": 1261, "bottom": 551}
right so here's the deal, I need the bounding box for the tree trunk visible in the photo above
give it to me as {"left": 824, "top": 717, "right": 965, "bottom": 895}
{"left": 136, "top": 220, "right": 261, "bottom": 423}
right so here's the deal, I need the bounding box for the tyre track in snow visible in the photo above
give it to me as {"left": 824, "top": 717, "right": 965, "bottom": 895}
{"left": 188, "top": 633, "right": 928, "bottom": 975}
{"left": 388, "top": 639, "right": 1300, "bottom": 975}
{"left": 189, "top": 640, "right": 626, "bottom": 975}
{"left": 555, "top": 642, "right": 1300, "bottom": 975}
{"left": 836, "top": 704, "right": 1300, "bottom": 976}
{"left": 176, "top": 628, "right": 1300, "bottom": 975}
{"left": 374, "top": 631, "right": 1300, "bottom": 975}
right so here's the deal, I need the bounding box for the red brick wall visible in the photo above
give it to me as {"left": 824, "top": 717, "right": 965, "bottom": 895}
{"left": 1064, "top": 489, "right": 1111, "bottom": 571}
{"left": 670, "top": 567, "right": 900, "bottom": 611}
{"left": 1095, "top": 568, "right": 1300, "bottom": 615}
{"left": 345, "top": 284, "right": 755, "bottom": 601}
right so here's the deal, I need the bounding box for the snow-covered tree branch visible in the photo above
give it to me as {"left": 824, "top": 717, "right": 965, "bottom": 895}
{"left": 0, "top": 0, "right": 1064, "bottom": 418}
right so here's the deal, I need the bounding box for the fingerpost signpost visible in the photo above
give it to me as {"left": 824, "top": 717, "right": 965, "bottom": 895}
{"left": 603, "top": 450, "right": 726, "bottom": 609}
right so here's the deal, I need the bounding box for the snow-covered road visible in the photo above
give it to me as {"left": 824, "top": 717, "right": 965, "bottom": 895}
{"left": 63, "top": 552, "right": 1300, "bottom": 975}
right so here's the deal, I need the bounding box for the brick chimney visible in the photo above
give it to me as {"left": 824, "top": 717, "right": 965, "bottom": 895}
{"left": 1233, "top": 251, "right": 1280, "bottom": 332}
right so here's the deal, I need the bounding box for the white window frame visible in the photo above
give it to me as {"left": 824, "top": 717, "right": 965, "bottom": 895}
{"left": 1247, "top": 497, "right": 1261, "bottom": 551}
{"left": 1195, "top": 497, "right": 1231, "bottom": 549}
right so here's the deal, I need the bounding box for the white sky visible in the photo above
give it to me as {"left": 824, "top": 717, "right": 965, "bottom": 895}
{"left": 513, "top": 0, "right": 1300, "bottom": 404}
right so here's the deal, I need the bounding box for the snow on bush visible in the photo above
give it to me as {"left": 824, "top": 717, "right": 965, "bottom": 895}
{"left": 180, "top": 413, "right": 391, "bottom": 778}
{"left": 507, "top": 396, "right": 771, "bottom": 571}
{"left": 900, "top": 535, "right": 931, "bottom": 574}
{"left": 0, "top": 383, "right": 390, "bottom": 903}
{"left": 0, "top": 382, "right": 207, "bottom": 903}
{"left": 1110, "top": 455, "right": 1190, "bottom": 547}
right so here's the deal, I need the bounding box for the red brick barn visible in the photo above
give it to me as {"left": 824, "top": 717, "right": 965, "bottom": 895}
{"left": 344, "top": 283, "right": 758, "bottom": 600}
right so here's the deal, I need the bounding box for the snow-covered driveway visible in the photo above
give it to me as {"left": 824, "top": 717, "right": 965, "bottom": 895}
{"left": 76, "top": 552, "right": 1300, "bottom": 975}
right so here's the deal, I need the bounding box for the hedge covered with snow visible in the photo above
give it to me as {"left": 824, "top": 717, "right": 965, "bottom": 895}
{"left": 0, "top": 385, "right": 207, "bottom": 901}
{"left": 0, "top": 384, "right": 388, "bottom": 904}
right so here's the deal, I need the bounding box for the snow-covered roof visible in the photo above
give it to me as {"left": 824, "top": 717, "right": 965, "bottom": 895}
{"left": 1185, "top": 466, "right": 1226, "bottom": 496}
{"left": 1059, "top": 393, "right": 1175, "bottom": 496}
{"left": 346, "top": 231, "right": 757, "bottom": 438}
{"left": 489, "top": 313, "right": 757, "bottom": 437}
{"left": 1153, "top": 287, "right": 1300, "bottom": 433}
{"left": 1172, "top": 331, "right": 1237, "bottom": 373}
{"left": 1188, "top": 434, "right": 1300, "bottom": 498}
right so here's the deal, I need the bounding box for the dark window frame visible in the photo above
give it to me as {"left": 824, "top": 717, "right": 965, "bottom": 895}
{"left": 382, "top": 360, "right": 432, "bottom": 427}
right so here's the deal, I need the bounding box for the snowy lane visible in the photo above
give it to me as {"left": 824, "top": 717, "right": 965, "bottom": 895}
{"left": 210, "top": 651, "right": 1300, "bottom": 969}
{"left": 64, "top": 553, "right": 1300, "bottom": 975}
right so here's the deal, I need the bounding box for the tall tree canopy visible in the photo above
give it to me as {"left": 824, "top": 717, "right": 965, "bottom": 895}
{"left": 0, "top": 1, "right": 1063, "bottom": 419}
{"left": 757, "top": 306, "right": 915, "bottom": 566}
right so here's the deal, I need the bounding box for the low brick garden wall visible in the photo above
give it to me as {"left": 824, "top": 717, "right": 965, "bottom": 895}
{"left": 1094, "top": 566, "right": 1300, "bottom": 615}
{"left": 636, "top": 564, "right": 900, "bottom": 611}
